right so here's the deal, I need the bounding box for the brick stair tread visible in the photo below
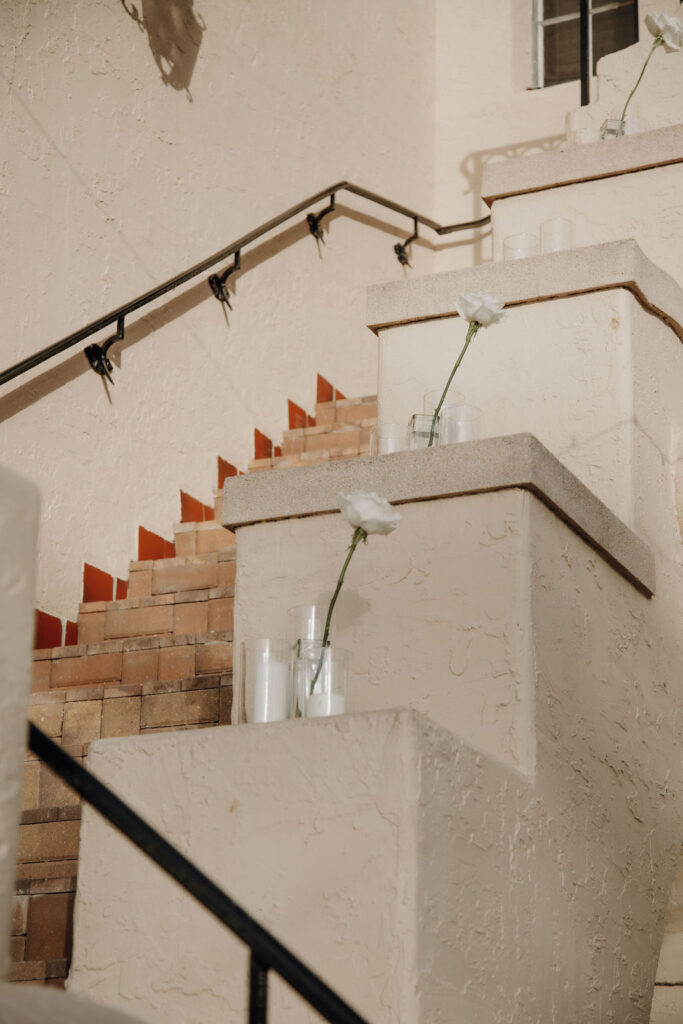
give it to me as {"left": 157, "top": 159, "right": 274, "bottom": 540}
{"left": 76, "top": 584, "right": 234, "bottom": 616}
{"left": 129, "top": 548, "right": 235, "bottom": 573}
{"left": 32, "top": 629, "right": 234, "bottom": 664}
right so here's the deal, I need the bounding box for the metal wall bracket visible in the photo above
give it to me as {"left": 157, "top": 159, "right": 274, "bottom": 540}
{"left": 209, "top": 250, "right": 241, "bottom": 308}
{"left": 394, "top": 218, "right": 418, "bottom": 267}
{"left": 307, "top": 194, "right": 336, "bottom": 243}
{"left": 84, "top": 317, "right": 125, "bottom": 384}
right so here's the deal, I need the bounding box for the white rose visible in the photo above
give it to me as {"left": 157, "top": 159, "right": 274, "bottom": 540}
{"left": 645, "top": 12, "right": 683, "bottom": 51}
{"left": 338, "top": 491, "right": 400, "bottom": 536}
{"left": 454, "top": 292, "right": 506, "bottom": 327}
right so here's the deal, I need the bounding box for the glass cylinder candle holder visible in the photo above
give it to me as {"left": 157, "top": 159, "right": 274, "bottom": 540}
{"left": 442, "top": 404, "right": 482, "bottom": 443}
{"left": 540, "top": 218, "right": 574, "bottom": 254}
{"left": 287, "top": 604, "right": 325, "bottom": 652}
{"left": 423, "top": 389, "right": 465, "bottom": 415}
{"left": 408, "top": 413, "right": 442, "bottom": 449}
{"left": 241, "top": 638, "right": 291, "bottom": 724}
{"left": 369, "top": 423, "right": 408, "bottom": 455}
{"left": 502, "top": 233, "right": 539, "bottom": 261}
{"left": 294, "top": 641, "right": 348, "bottom": 719}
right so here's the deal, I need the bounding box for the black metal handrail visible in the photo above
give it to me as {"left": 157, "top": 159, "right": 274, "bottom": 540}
{"left": 28, "top": 722, "right": 370, "bottom": 1024}
{"left": 1, "top": 181, "right": 490, "bottom": 387}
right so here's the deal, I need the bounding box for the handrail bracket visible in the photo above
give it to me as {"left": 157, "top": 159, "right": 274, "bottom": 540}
{"left": 394, "top": 217, "right": 418, "bottom": 267}
{"left": 307, "top": 194, "right": 336, "bottom": 244}
{"left": 84, "top": 317, "right": 125, "bottom": 385}
{"left": 209, "top": 250, "right": 241, "bottom": 308}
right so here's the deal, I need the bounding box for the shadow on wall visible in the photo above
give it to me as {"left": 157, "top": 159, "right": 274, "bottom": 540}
{"left": 121, "top": 0, "right": 205, "bottom": 101}
{"left": 443, "top": 133, "right": 566, "bottom": 264}
{"left": 0, "top": 206, "right": 416, "bottom": 422}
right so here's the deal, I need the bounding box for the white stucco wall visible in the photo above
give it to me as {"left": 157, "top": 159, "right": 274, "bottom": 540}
{"left": 68, "top": 485, "right": 681, "bottom": 1021}
{"left": 235, "top": 488, "right": 536, "bottom": 772}
{"left": 490, "top": 163, "right": 683, "bottom": 285}
{"left": 378, "top": 289, "right": 670, "bottom": 530}
{"left": 433, "top": 0, "right": 677, "bottom": 269}
{"left": 2, "top": 0, "right": 669, "bottom": 619}
{"left": 0, "top": 0, "right": 438, "bottom": 617}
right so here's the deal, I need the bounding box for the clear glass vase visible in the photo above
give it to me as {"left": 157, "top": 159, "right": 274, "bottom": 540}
{"left": 408, "top": 413, "right": 442, "bottom": 449}
{"left": 241, "top": 638, "right": 292, "bottom": 723}
{"left": 294, "top": 641, "right": 348, "bottom": 718}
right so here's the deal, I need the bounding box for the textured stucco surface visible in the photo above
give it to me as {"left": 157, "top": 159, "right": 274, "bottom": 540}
{"left": 489, "top": 163, "right": 683, "bottom": 289}
{"left": 0, "top": 981, "right": 149, "bottom": 1024}
{"left": 70, "top": 713, "right": 423, "bottom": 1024}
{"left": 70, "top": 694, "right": 681, "bottom": 1023}
{"left": 432, "top": 0, "right": 676, "bottom": 271}
{"left": 483, "top": 125, "right": 683, "bottom": 205}
{"left": 367, "top": 239, "right": 683, "bottom": 339}
{"left": 0, "top": 0, "right": 437, "bottom": 617}
{"left": 232, "top": 480, "right": 677, "bottom": 773}
{"left": 236, "top": 488, "right": 537, "bottom": 771}
{"left": 373, "top": 287, "right": 683, "bottom": 537}
{"left": 2, "top": 1, "right": 671, "bottom": 619}
{"left": 565, "top": 34, "right": 683, "bottom": 143}
{"left": 222, "top": 433, "right": 655, "bottom": 595}
{"left": 0, "top": 466, "right": 39, "bottom": 979}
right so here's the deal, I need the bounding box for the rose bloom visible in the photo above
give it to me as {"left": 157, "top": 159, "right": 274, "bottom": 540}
{"left": 338, "top": 491, "right": 400, "bottom": 536}
{"left": 454, "top": 292, "right": 506, "bottom": 327}
{"left": 645, "top": 11, "right": 683, "bottom": 52}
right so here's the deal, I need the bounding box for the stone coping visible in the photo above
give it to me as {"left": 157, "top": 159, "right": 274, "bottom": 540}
{"left": 366, "top": 239, "right": 683, "bottom": 344}
{"left": 222, "top": 433, "right": 654, "bottom": 597}
{"left": 481, "top": 124, "right": 683, "bottom": 205}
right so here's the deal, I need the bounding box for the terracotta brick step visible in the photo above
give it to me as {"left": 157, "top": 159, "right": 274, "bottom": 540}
{"left": 280, "top": 421, "right": 373, "bottom": 456}
{"left": 32, "top": 626, "right": 234, "bottom": 693}
{"left": 74, "top": 581, "right": 234, "bottom": 647}
{"left": 314, "top": 395, "right": 377, "bottom": 426}
{"left": 248, "top": 442, "right": 371, "bottom": 474}
{"left": 242, "top": 394, "right": 376, "bottom": 474}
{"left": 173, "top": 520, "right": 236, "bottom": 557}
{"left": 127, "top": 548, "right": 235, "bottom": 601}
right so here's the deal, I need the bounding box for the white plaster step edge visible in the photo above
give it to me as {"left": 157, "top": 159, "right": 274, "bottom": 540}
{"left": 366, "top": 238, "right": 683, "bottom": 344}
{"left": 482, "top": 124, "right": 683, "bottom": 204}
{"left": 221, "top": 432, "right": 654, "bottom": 597}
{"left": 0, "top": 981, "right": 148, "bottom": 1023}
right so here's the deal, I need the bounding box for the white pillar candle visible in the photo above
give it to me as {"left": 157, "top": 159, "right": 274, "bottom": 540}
{"left": 306, "top": 693, "right": 346, "bottom": 718}
{"left": 252, "top": 661, "right": 290, "bottom": 723}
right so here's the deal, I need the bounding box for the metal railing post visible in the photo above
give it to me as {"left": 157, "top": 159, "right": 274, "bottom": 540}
{"left": 580, "top": 0, "right": 590, "bottom": 105}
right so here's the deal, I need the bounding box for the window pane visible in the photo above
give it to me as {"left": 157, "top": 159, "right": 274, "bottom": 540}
{"left": 543, "top": 0, "right": 579, "bottom": 20}
{"left": 592, "top": 3, "right": 637, "bottom": 72}
{"left": 543, "top": 17, "right": 580, "bottom": 85}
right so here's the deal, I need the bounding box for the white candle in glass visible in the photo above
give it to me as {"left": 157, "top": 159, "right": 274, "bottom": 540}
{"left": 252, "top": 660, "right": 290, "bottom": 722}
{"left": 306, "top": 692, "right": 346, "bottom": 718}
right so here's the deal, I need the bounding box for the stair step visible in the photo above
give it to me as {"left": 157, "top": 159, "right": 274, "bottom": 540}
{"left": 173, "top": 521, "right": 235, "bottom": 558}
{"left": 31, "top": 630, "right": 233, "bottom": 693}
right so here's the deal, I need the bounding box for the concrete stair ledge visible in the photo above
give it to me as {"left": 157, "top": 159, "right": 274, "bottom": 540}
{"left": 69, "top": 707, "right": 680, "bottom": 1024}
{"left": 481, "top": 124, "right": 683, "bottom": 204}
{"left": 222, "top": 433, "right": 654, "bottom": 596}
{"left": 366, "top": 238, "right": 683, "bottom": 341}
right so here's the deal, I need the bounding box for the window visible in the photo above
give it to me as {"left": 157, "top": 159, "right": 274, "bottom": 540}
{"left": 533, "top": 0, "right": 639, "bottom": 88}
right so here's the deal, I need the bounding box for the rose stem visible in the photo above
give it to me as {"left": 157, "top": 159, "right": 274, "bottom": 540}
{"left": 428, "top": 321, "right": 480, "bottom": 447}
{"left": 621, "top": 36, "right": 662, "bottom": 124}
{"left": 309, "top": 526, "right": 366, "bottom": 694}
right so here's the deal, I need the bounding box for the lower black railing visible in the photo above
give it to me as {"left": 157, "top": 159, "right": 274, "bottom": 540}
{"left": 28, "top": 722, "right": 371, "bottom": 1024}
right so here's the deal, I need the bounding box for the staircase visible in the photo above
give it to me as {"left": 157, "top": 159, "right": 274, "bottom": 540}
{"left": 11, "top": 384, "right": 377, "bottom": 990}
